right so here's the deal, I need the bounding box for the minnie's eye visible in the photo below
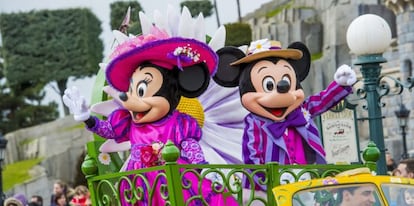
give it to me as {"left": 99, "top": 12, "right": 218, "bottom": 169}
{"left": 136, "top": 82, "right": 147, "bottom": 97}
{"left": 262, "top": 76, "right": 275, "bottom": 92}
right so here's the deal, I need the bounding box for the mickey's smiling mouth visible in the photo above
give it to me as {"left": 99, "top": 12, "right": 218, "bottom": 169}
{"left": 133, "top": 111, "right": 149, "bottom": 120}
{"left": 265, "top": 107, "right": 287, "bottom": 117}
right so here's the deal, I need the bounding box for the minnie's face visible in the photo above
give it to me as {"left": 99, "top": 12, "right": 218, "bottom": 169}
{"left": 241, "top": 59, "right": 305, "bottom": 121}
{"left": 122, "top": 66, "right": 170, "bottom": 123}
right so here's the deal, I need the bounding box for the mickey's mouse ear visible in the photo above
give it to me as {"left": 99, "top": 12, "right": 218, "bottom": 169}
{"left": 213, "top": 46, "right": 246, "bottom": 87}
{"left": 287, "top": 42, "right": 311, "bottom": 82}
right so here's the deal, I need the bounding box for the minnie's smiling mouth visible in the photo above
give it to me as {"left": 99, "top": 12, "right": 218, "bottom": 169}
{"left": 265, "top": 107, "right": 287, "bottom": 117}
{"left": 133, "top": 111, "right": 149, "bottom": 120}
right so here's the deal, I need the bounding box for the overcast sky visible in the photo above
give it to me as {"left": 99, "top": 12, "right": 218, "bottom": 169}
{"left": 0, "top": 0, "right": 272, "bottom": 116}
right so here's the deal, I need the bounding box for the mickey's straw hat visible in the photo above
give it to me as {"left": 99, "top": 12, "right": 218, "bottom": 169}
{"left": 230, "top": 39, "right": 303, "bottom": 65}
{"left": 106, "top": 27, "right": 218, "bottom": 92}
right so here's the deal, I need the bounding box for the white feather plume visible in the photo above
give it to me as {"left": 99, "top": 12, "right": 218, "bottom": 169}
{"left": 208, "top": 26, "right": 226, "bottom": 52}
{"left": 139, "top": 11, "right": 152, "bottom": 35}
{"left": 112, "top": 30, "right": 128, "bottom": 45}
{"left": 178, "top": 6, "right": 195, "bottom": 38}
{"left": 194, "top": 13, "right": 206, "bottom": 42}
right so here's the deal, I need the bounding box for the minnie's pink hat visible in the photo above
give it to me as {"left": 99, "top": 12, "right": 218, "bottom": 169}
{"left": 106, "top": 31, "right": 218, "bottom": 92}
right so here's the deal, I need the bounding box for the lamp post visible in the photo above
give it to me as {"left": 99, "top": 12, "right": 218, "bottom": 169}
{"left": 395, "top": 103, "right": 410, "bottom": 159}
{"left": 0, "top": 133, "right": 8, "bottom": 206}
{"left": 346, "top": 14, "right": 392, "bottom": 175}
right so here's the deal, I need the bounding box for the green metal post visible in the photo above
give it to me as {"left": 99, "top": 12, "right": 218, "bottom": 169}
{"left": 362, "top": 141, "right": 380, "bottom": 172}
{"left": 354, "top": 54, "right": 387, "bottom": 175}
{"left": 267, "top": 162, "right": 278, "bottom": 206}
{"left": 162, "top": 140, "right": 184, "bottom": 206}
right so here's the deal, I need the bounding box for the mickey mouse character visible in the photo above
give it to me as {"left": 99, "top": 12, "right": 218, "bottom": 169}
{"left": 63, "top": 25, "right": 238, "bottom": 205}
{"left": 214, "top": 39, "right": 356, "bottom": 189}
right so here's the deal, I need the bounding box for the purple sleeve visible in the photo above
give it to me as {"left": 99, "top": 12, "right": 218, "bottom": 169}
{"left": 86, "top": 109, "right": 131, "bottom": 143}
{"left": 303, "top": 81, "right": 352, "bottom": 117}
{"left": 242, "top": 115, "right": 263, "bottom": 165}
{"left": 180, "top": 138, "right": 207, "bottom": 164}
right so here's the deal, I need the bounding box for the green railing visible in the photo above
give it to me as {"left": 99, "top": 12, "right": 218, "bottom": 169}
{"left": 81, "top": 140, "right": 380, "bottom": 206}
{"left": 82, "top": 67, "right": 381, "bottom": 206}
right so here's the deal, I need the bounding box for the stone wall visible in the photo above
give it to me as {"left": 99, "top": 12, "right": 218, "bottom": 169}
{"left": 4, "top": 116, "right": 93, "bottom": 201}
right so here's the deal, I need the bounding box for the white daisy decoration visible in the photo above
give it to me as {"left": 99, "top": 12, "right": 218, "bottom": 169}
{"left": 301, "top": 107, "right": 311, "bottom": 128}
{"left": 98, "top": 152, "right": 111, "bottom": 165}
{"left": 248, "top": 39, "right": 271, "bottom": 54}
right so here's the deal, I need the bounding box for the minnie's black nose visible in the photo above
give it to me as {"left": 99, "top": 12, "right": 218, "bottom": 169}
{"left": 119, "top": 92, "right": 128, "bottom": 101}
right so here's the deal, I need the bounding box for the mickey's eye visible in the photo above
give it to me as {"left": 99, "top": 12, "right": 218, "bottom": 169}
{"left": 262, "top": 76, "right": 275, "bottom": 92}
{"left": 136, "top": 81, "right": 147, "bottom": 97}
{"left": 282, "top": 75, "right": 291, "bottom": 85}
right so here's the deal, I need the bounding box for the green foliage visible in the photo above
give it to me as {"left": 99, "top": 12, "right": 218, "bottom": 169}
{"left": 0, "top": 8, "right": 100, "bottom": 127}
{"left": 3, "top": 158, "right": 43, "bottom": 191}
{"left": 224, "top": 22, "right": 252, "bottom": 47}
{"left": 180, "top": 0, "right": 213, "bottom": 17}
{"left": 266, "top": 0, "right": 294, "bottom": 18}
{"left": 0, "top": 8, "right": 103, "bottom": 86}
{"left": 0, "top": 68, "right": 58, "bottom": 133}
{"left": 311, "top": 52, "right": 323, "bottom": 61}
{"left": 110, "top": 1, "right": 143, "bottom": 35}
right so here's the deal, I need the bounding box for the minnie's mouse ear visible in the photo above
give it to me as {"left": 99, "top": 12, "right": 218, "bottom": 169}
{"left": 178, "top": 63, "right": 210, "bottom": 98}
{"left": 213, "top": 46, "right": 246, "bottom": 87}
{"left": 287, "top": 42, "right": 311, "bottom": 82}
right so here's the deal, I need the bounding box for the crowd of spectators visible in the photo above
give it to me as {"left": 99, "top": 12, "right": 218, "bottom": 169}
{"left": 3, "top": 180, "right": 90, "bottom": 206}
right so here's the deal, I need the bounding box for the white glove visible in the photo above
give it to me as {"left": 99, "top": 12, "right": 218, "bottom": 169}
{"left": 334, "top": 64, "right": 357, "bottom": 86}
{"left": 62, "top": 86, "right": 90, "bottom": 122}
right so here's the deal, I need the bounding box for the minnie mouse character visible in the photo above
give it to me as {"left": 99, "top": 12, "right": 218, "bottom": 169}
{"left": 214, "top": 39, "right": 357, "bottom": 190}
{"left": 63, "top": 22, "right": 238, "bottom": 205}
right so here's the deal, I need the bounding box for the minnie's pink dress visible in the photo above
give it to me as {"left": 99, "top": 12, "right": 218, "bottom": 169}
{"left": 88, "top": 109, "right": 238, "bottom": 206}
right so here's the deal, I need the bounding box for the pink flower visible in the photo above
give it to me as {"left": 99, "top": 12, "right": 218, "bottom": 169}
{"left": 109, "top": 26, "right": 170, "bottom": 60}
{"left": 140, "top": 142, "right": 165, "bottom": 168}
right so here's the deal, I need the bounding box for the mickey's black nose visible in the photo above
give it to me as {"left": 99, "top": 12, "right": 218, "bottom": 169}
{"left": 277, "top": 80, "right": 290, "bottom": 93}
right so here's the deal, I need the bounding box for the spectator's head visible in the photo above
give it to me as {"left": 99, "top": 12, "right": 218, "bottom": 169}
{"left": 4, "top": 193, "right": 28, "bottom": 206}
{"left": 29, "top": 195, "right": 43, "bottom": 206}
{"left": 53, "top": 180, "right": 67, "bottom": 196}
{"left": 53, "top": 193, "right": 67, "bottom": 206}
{"left": 396, "top": 159, "right": 414, "bottom": 178}
{"left": 73, "top": 185, "right": 89, "bottom": 198}
{"left": 386, "top": 151, "right": 396, "bottom": 171}
{"left": 397, "top": 188, "right": 414, "bottom": 206}
{"left": 336, "top": 185, "right": 376, "bottom": 206}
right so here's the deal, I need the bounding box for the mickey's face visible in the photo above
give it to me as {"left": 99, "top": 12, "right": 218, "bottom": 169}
{"left": 241, "top": 59, "right": 305, "bottom": 121}
{"left": 121, "top": 66, "right": 170, "bottom": 123}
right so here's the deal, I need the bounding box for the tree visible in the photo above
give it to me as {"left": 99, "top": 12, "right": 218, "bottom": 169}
{"left": 0, "top": 53, "right": 58, "bottom": 134}
{"left": 211, "top": 0, "right": 221, "bottom": 27}
{"left": 0, "top": 8, "right": 103, "bottom": 116}
{"left": 180, "top": 0, "right": 214, "bottom": 18}
{"left": 236, "top": 0, "right": 242, "bottom": 22}
{"left": 110, "top": 1, "right": 143, "bottom": 35}
{"left": 224, "top": 22, "right": 252, "bottom": 47}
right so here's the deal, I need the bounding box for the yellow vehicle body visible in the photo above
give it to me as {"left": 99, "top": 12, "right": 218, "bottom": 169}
{"left": 272, "top": 168, "right": 414, "bottom": 206}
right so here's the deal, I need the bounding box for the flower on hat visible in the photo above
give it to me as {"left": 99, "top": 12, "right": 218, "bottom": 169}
{"left": 248, "top": 38, "right": 271, "bottom": 54}
{"left": 172, "top": 46, "right": 201, "bottom": 63}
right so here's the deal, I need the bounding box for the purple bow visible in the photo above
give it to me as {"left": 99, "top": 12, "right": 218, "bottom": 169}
{"left": 266, "top": 108, "right": 308, "bottom": 138}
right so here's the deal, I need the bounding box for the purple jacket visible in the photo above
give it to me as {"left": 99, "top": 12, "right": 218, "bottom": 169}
{"left": 242, "top": 81, "right": 352, "bottom": 190}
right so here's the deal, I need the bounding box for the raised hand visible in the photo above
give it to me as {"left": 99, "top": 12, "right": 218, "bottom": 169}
{"left": 334, "top": 64, "right": 357, "bottom": 86}
{"left": 62, "top": 86, "right": 90, "bottom": 122}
